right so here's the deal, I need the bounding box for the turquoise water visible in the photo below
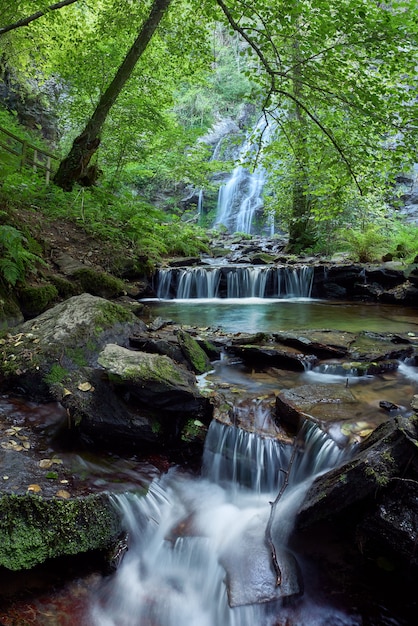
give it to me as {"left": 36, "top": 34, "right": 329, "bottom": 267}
{"left": 143, "top": 298, "right": 418, "bottom": 334}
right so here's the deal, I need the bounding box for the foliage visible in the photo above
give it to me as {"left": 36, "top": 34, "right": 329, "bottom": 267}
{"left": 0, "top": 224, "right": 43, "bottom": 286}
{"left": 337, "top": 224, "right": 387, "bottom": 263}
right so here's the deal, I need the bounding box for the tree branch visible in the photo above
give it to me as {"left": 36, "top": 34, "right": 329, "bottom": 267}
{"left": 0, "top": 0, "right": 79, "bottom": 36}
{"left": 265, "top": 437, "right": 300, "bottom": 586}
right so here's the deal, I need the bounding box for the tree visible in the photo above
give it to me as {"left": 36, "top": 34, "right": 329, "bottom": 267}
{"left": 0, "top": 0, "right": 79, "bottom": 36}
{"left": 53, "top": 0, "right": 173, "bottom": 191}
{"left": 215, "top": 0, "right": 418, "bottom": 251}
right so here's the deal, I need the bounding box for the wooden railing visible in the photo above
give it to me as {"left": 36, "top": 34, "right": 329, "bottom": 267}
{"left": 0, "top": 125, "right": 59, "bottom": 183}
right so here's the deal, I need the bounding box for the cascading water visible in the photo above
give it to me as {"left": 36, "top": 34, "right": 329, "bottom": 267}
{"left": 154, "top": 265, "right": 314, "bottom": 299}
{"left": 213, "top": 117, "right": 275, "bottom": 235}
{"left": 90, "top": 420, "right": 352, "bottom": 626}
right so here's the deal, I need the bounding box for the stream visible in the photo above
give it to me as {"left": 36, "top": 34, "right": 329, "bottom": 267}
{"left": 1, "top": 292, "right": 418, "bottom": 625}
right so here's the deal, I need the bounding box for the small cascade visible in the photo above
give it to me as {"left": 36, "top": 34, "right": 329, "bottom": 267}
{"left": 154, "top": 265, "right": 314, "bottom": 299}
{"left": 303, "top": 361, "right": 374, "bottom": 385}
{"left": 214, "top": 117, "right": 275, "bottom": 234}
{"left": 398, "top": 358, "right": 418, "bottom": 383}
{"left": 90, "top": 420, "right": 350, "bottom": 626}
{"left": 203, "top": 420, "right": 347, "bottom": 493}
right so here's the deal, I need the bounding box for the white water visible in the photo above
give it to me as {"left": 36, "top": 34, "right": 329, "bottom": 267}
{"left": 214, "top": 117, "right": 275, "bottom": 234}
{"left": 91, "top": 421, "right": 354, "bottom": 626}
{"left": 155, "top": 265, "right": 314, "bottom": 300}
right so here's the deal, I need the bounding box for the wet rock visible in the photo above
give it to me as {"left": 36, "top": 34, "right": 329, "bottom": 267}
{"left": 348, "top": 332, "right": 413, "bottom": 361}
{"left": 0, "top": 492, "right": 122, "bottom": 571}
{"left": 295, "top": 416, "right": 418, "bottom": 533}
{"left": 275, "top": 384, "right": 360, "bottom": 431}
{"left": 357, "top": 478, "right": 418, "bottom": 568}
{"left": 97, "top": 344, "right": 209, "bottom": 415}
{"left": 227, "top": 343, "right": 317, "bottom": 371}
{"left": 220, "top": 514, "right": 303, "bottom": 606}
{"left": 273, "top": 330, "right": 353, "bottom": 358}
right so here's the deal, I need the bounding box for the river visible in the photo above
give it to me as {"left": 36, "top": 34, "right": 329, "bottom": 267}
{"left": 1, "top": 295, "right": 418, "bottom": 625}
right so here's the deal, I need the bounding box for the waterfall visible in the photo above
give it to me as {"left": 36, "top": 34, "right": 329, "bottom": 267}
{"left": 213, "top": 117, "right": 275, "bottom": 235}
{"left": 90, "top": 421, "right": 350, "bottom": 626}
{"left": 155, "top": 265, "right": 314, "bottom": 299}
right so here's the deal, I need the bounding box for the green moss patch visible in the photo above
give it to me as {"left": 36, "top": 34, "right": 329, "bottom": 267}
{"left": 0, "top": 493, "right": 122, "bottom": 571}
{"left": 18, "top": 284, "right": 58, "bottom": 317}
{"left": 73, "top": 268, "right": 125, "bottom": 299}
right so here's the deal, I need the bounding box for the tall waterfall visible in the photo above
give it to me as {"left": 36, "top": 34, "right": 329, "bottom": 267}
{"left": 213, "top": 117, "right": 275, "bottom": 235}
{"left": 155, "top": 265, "right": 314, "bottom": 299}
{"left": 90, "top": 421, "right": 351, "bottom": 626}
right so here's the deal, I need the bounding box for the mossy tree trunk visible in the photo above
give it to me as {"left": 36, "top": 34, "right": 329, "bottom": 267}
{"left": 54, "top": 0, "right": 172, "bottom": 191}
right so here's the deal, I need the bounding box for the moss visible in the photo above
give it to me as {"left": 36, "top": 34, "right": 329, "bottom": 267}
{"left": 43, "top": 364, "right": 68, "bottom": 384}
{"left": 0, "top": 285, "right": 22, "bottom": 329}
{"left": 73, "top": 268, "right": 125, "bottom": 299}
{"left": 50, "top": 274, "right": 79, "bottom": 298}
{"left": 0, "top": 493, "right": 122, "bottom": 571}
{"left": 66, "top": 346, "right": 88, "bottom": 367}
{"left": 123, "top": 355, "right": 184, "bottom": 385}
{"left": 177, "top": 330, "right": 211, "bottom": 374}
{"left": 181, "top": 418, "right": 207, "bottom": 443}
{"left": 18, "top": 284, "right": 58, "bottom": 317}
{"left": 94, "top": 301, "right": 134, "bottom": 335}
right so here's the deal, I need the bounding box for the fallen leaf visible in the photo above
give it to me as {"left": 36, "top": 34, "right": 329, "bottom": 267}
{"left": 78, "top": 382, "right": 93, "bottom": 392}
{"left": 39, "top": 459, "right": 53, "bottom": 469}
{"left": 62, "top": 388, "right": 72, "bottom": 397}
{"left": 55, "top": 490, "right": 71, "bottom": 499}
{"left": 27, "top": 484, "right": 42, "bottom": 493}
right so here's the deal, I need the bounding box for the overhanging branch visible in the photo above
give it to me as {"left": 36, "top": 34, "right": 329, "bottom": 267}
{"left": 0, "top": 0, "right": 79, "bottom": 36}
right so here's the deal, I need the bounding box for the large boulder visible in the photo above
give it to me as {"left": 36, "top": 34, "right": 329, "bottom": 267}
{"left": 97, "top": 344, "right": 208, "bottom": 414}
{"left": 0, "top": 293, "right": 144, "bottom": 400}
{"left": 294, "top": 416, "right": 418, "bottom": 572}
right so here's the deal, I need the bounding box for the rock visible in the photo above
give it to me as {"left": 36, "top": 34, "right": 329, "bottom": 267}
{"left": 0, "top": 294, "right": 141, "bottom": 400}
{"left": 129, "top": 335, "right": 188, "bottom": 366}
{"left": 97, "top": 344, "right": 209, "bottom": 415}
{"left": 357, "top": 478, "right": 418, "bottom": 568}
{"left": 276, "top": 384, "right": 360, "bottom": 431}
{"left": 0, "top": 492, "right": 122, "bottom": 571}
{"left": 227, "top": 343, "right": 317, "bottom": 371}
{"left": 220, "top": 514, "right": 303, "bottom": 606}
{"left": 295, "top": 416, "right": 418, "bottom": 532}
{"left": 167, "top": 257, "right": 201, "bottom": 267}
{"left": 177, "top": 329, "right": 212, "bottom": 374}
{"left": 273, "top": 330, "right": 353, "bottom": 358}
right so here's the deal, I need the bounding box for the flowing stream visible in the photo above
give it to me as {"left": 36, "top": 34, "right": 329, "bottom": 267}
{"left": 90, "top": 421, "right": 351, "bottom": 626}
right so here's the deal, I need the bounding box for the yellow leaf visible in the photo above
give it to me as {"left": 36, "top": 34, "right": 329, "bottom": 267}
{"left": 62, "top": 388, "right": 72, "bottom": 397}
{"left": 55, "top": 490, "right": 71, "bottom": 499}
{"left": 78, "top": 382, "right": 93, "bottom": 392}
{"left": 27, "top": 484, "right": 42, "bottom": 493}
{"left": 39, "top": 459, "right": 53, "bottom": 469}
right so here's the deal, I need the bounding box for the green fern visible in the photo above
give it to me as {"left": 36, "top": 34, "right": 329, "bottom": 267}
{"left": 0, "top": 225, "right": 44, "bottom": 286}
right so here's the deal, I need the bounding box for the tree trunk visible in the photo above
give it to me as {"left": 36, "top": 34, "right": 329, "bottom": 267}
{"left": 287, "top": 34, "right": 315, "bottom": 253}
{"left": 54, "top": 0, "right": 172, "bottom": 191}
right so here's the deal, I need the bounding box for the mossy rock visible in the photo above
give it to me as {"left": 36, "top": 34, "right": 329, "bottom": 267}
{"left": 18, "top": 284, "right": 58, "bottom": 317}
{"left": 177, "top": 329, "right": 212, "bottom": 374}
{"left": 49, "top": 274, "right": 80, "bottom": 298}
{"left": 0, "top": 294, "right": 140, "bottom": 399}
{"left": 73, "top": 268, "right": 126, "bottom": 298}
{"left": 0, "top": 284, "right": 23, "bottom": 329}
{"left": 0, "top": 493, "right": 122, "bottom": 571}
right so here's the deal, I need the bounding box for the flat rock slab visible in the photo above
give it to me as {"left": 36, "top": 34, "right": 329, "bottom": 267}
{"left": 276, "top": 383, "right": 359, "bottom": 429}
{"left": 220, "top": 514, "right": 302, "bottom": 607}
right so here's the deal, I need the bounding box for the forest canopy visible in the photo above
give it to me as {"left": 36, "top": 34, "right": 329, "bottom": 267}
{"left": 0, "top": 0, "right": 417, "bottom": 257}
